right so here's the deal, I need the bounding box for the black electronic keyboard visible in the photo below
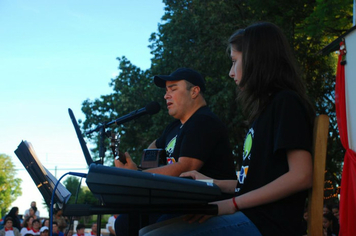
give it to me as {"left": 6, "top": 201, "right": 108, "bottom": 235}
{"left": 69, "top": 107, "right": 221, "bottom": 206}
{"left": 86, "top": 164, "right": 221, "bottom": 206}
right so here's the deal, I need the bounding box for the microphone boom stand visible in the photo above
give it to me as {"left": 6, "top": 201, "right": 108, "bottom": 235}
{"left": 97, "top": 124, "right": 109, "bottom": 236}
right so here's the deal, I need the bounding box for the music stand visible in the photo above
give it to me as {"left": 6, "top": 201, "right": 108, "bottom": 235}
{"left": 14, "top": 140, "right": 72, "bottom": 208}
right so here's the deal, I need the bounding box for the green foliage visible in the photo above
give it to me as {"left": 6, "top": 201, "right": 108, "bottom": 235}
{"left": 149, "top": 0, "right": 252, "bottom": 164}
{"left": 295, "top": 1, "right": 352, "bottom": 203}
{"left": 300, "top": 0, "right": 353, "bottom": 38}
{"left": 63, "top": 176, "right": 98, "bottom": 205}
{"left": 149, "top": 0, "right": 247, "bottom": 75}
{"left": 0, "top": 154, "right": 22, "bottom": 217}
{"left": 81, "top": 57, "right": 172, "bottom": 164}
{"left": 80, "top": 0, "right": 353, "bottom": 198}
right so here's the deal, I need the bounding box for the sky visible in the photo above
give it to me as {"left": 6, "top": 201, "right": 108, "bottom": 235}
{"left": 0, "top": 0, "right": 165, "bottom": 218}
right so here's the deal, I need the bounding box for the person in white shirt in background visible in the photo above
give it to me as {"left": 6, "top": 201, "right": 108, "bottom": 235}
{"left": 72, "top": 224, "right": 89, "bottom": 236}
{"left": 90, "top": 223, "right": 102, "bottom": 236}
{"left": 24, "top": 202, "right": 40, "bottom": 219}
{"left": 0, "top": 217, "right": 21, "bottom": 236}
{"left": 20, "top": 216, "right": 34, "bottom": 236}
{"left": 106, "top": 215, "right": 118, "bottom": 236}
{"left": 28, "top": 220, "right": 40, "bottom": 236}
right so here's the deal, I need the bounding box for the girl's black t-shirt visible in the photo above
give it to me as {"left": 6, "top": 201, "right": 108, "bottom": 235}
{"left": 237, "top": 90, "right": 313, "bottom": 236}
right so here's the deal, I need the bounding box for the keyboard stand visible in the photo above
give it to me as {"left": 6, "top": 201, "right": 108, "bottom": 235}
{"left": 63, "top": 203, "right": 218, "bottom": 236}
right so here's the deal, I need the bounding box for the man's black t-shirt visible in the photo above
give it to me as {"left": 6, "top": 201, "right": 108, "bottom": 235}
{"left": 237, "top": 90, "right": 313, "bottom": 236}
{"left": 156, "top": 106, "right": 236, "bottom": 180}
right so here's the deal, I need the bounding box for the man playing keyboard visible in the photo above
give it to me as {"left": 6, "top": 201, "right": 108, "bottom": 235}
{"left": 114, "top": 68, "right": 236, "bottom": 236}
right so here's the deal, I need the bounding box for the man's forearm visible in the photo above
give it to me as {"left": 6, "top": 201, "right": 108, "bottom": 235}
{"left": 143, "top": 156, "right": 204, "bottom": 176}
{"left": 147, "top": 140, "right": 157, "bottom": 149}
{"left": 143, "top": 162, "right": 187, "bottom": 176}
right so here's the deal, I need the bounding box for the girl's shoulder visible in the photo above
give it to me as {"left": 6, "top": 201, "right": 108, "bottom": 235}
{"left": 271, "top": 90, "right": 304, "bottom": 108}
{"left": 272, "top": 89, "right": 299, "bottom": 100}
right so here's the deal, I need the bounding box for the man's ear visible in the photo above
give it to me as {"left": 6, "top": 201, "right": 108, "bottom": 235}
{"left": 191, "top": 86, "right": 201, "bottom": 99}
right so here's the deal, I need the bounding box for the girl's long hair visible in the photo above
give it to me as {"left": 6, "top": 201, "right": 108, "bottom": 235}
{"left": 229, "top": 22, "right": 315, "bottom": 125}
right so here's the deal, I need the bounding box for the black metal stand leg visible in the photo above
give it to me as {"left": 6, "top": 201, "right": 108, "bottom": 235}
{"left": 97, "top": 213, "right": 102, "bottom": 236}
{"left": 128, "top": 214, "right": 140, "bottom": 236}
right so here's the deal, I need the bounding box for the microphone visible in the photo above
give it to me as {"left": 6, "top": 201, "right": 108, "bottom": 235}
{"left": 86, "top": 101, "right": 161, "bottom": 134}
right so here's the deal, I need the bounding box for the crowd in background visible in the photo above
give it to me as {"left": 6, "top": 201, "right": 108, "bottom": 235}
{"left": 1, "top": 199, "right": 341, "bottom": 236}
{"left": 300, "top": 203, "right": 340, "bottom": 236}
{"left": 0, "top": 201, "right": 117, "bottom": 236}
{"left": 0, "top": 201, "right": 67, "bottom": 236}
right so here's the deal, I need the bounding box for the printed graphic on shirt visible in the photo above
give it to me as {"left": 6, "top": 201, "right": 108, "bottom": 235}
{"left": 238, "top": 165, "right": 249, "bottom": 184}
{"left": 166, "top": 135, "right": 177, "bottom": 164}
{"left": 167, "top": 157, "right": 176, "bottom": 164}
{"left": 238, "top": 128, "right": 254, "bottom": 185}
{"left": 243, "top": 128, "right": 253, "bottom": 161}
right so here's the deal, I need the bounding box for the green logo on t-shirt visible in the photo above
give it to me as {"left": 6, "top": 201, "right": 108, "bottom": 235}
{"left": 166, "top": 135, "right": 177, "bottom": 157}
{"left": 243, "top": 128, "right": 254, "bottom": 160}
{"left": 166, "top": 135, "right": 177, "bottom": 164}
{"left": 239, "top": 128, "right": 254, "bottom": 185}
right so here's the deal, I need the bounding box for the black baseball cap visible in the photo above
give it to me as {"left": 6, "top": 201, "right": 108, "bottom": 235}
{"left": 154, "top": 68, "right": 206, "bottom": 92}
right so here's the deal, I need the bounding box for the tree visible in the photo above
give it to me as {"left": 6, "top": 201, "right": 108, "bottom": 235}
{"left": 62, "top": 176, "right": 99, "bottom": 225}
{"left": 147, "top": 0, "right": 353, "bottom": 202}
{"left": 295, "top": 0, "right": 353, "bottom": 204}
{"left": 0, "top": 154, "right": 22, "bottom": 217}
{"left": 149, "top": 0, "right": 250, "bottom": 164}
{"left": 81, "top": 57, "right": 168, "bottom": 164}
{"left": 81, "top": 0, "right": 353, "bottom": 199}
{"left": 63, "top": 176, "right": 98, "bottom": 205}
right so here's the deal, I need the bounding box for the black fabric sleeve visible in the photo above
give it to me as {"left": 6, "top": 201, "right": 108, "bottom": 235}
{"left": 272, "top": 91, "right": 313, "bottom": 154}
{"left": 178, "top": 115, "right": 223, "bottom": 162}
